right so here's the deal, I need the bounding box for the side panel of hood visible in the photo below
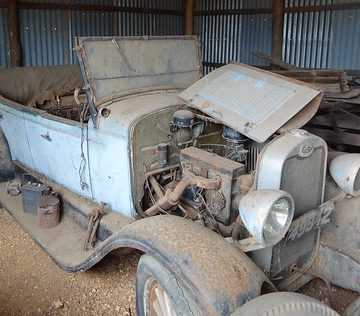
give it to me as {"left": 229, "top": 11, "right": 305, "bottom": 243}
{"left": 179, "top": 63, "right": 323, "bottom": 143}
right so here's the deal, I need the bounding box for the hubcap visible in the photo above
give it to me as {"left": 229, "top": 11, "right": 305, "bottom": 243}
{"left": 144, "top": 278, "right": 177, "bottom": 316}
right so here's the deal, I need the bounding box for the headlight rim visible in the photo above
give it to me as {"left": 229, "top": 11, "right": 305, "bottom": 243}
{"left": 239, "top": 189, "right": 295, "bottom": 246}
{"left": 262, "top": 195, "right": 294, "bottom": 245}
{"left": 330, "top": 153, "right": 360, "bottom": 197}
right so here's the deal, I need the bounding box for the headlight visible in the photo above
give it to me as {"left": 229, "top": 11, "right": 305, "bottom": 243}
{"left": 239, "top": 190, "right": 294, "bottom": 246}
{"left": 330, "top": 153, "right": 360, "bottom": 197}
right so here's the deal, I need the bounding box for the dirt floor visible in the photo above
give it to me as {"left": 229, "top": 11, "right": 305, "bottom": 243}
{"left": 0, "top": 208, "right": 140, "bottom": 316}
{"left": 0, "top": 207, "right": 358, "bottom": 315}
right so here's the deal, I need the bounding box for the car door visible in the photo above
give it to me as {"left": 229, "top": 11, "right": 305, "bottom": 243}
{"left": 23, "top": 110, "right": 93, "bottom": 199}
{"left": 0, "top": 100, "right": 35, "bottom": 170}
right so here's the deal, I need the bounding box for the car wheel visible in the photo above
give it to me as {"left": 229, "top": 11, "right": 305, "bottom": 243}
{"left": 232, "top": 292, "right": 339, "bottom": 316}
{"left": 136, "top": 254, "right": 199, "bottom": 316}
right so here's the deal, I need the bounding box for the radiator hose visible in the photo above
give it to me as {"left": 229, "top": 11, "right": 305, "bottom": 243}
{"left": 145, "top": 169, "right": 221, "bottom": 216}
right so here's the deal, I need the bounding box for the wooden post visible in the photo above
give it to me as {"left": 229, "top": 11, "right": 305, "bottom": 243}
{"left": 7, "top": 0, "right": 21, "bottom": 67}
{"left": 184, "top": 0, "right": 194, "bottom": 35}
{"left": 271, "top": 0, "right": 285, "bottom": 61}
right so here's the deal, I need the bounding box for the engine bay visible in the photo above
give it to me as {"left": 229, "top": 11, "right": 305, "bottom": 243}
{"left": 131, "top": 106, "right": 263, "bottom": 241}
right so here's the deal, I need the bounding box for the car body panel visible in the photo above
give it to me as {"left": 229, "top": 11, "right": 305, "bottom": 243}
{"left": 76, "top": 36, "right": 201, "bottom": 108}
{"left": 0, "top": 92, "right": 182, "bottom": 219}
{"left": 179, "top": 63, "right": 323, "bottom": 143}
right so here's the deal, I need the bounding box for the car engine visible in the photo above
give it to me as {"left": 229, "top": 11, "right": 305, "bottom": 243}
{"left": 131, "top": 106, "right": 329, "bottom": 281}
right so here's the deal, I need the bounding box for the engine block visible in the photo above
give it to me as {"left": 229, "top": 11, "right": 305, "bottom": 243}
{"left": 180, "top": 147, "right": 245, "bottom": 225}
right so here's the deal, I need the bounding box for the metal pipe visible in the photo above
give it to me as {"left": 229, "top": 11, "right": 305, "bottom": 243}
{"left": 148, "top": 176, "right": 164, "bottom": 199}
{"left": 145, "top": 164, "right": 180, "bottom": 178}
{"left": 145, "top": 169, "right": 221, "bottom": 216}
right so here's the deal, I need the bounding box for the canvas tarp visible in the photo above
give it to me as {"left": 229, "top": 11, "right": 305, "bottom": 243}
{"left": 0, "top": 65, "right": 82, "bottom": 107}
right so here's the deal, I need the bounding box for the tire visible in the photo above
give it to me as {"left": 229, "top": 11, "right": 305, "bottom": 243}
{"left": 0, "top": 129, "right": 14, "bottom": 182}
{"left": 232, "top": 292, "right": 339, "bottom": 316}
{"left": 136, "top": 254, "right": 200, "bottom": 316}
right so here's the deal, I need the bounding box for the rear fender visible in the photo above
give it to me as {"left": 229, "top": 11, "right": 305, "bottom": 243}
{"left": 61, "top": 216, "right": 273, "bottom": 315}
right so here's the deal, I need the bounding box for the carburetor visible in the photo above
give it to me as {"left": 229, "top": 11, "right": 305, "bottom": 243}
{"left": 180, "top": 147, "right": 246, "bottom": 225}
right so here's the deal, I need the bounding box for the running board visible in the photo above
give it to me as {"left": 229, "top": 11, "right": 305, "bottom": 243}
{"left": 0, "top": 163, "right": 132, "bottom": 272}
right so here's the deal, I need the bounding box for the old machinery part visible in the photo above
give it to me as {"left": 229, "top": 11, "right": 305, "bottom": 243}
{"left": 191, "top": 121, "right": 204, "bottom": 139}
{"left": 7, "top": 179, "right": 21, "bottom": 196}
{"left": 231, "top": 173, "right": 255, "bottom": 212}
{"left": 222, "top": 126, "right": 248, "bottom": 163}
{"left": 21, "top": 181, "right": 50, "bottom": 214}
{"left": 329, "top": 153, "right": 360, "bottom": 196}
{"left": 157, "top": 143, "right": 168, "bottom": 168}
{"left": 170, "top": 109, "right": 195, "bottom": 145}
{"left": 145, "top": 168, "right": 221, "bottom": 216}
{"left": 37, "top": 195, "right": 60, "bottom": 229}
{"left": 74, "top": 87, "right": 82, "bottom": 105}
{"left": 239, "top": 190, "right": 294, "bottom": 246}
{"left": 246, "top": 140, "right": 266, "bottom": 173}
{"left": 148, "top": 176, "right": 165, "bottom": 200}
{"left": 180, "top": 146, "right": 246, "bottom": 225}
{"left": 222, "top": 126, "right": 248, "bottom": 144}
{"left": 256, "top": 129, "right": 328, "bottom": 218}
{"left": 84, "top": 203, "right": 107, "bottom": 250}
{"left": 172, "top": 109, "right": 195, "bottom": 128}
{"left": 100, "top": 107, "right": 110, "bottom": 118}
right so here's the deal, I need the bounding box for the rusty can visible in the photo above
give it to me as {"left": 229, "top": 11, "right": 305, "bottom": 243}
{"left": 37, "top": 195, "right": 60, "bottom": 229}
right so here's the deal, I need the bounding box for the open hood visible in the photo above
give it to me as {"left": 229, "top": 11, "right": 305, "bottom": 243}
{"left": 76, "top": 36, "right": 201, "bottom": 107}
{"left": 179, "top": 63, "right": 323, "bottom": 143}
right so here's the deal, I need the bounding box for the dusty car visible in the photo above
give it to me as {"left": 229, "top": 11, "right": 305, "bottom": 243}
{"left": 0, "top": 36, "right": 359, "bottom": 315}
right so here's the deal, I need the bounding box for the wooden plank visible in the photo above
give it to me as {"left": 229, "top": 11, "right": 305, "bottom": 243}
{"left": 184, "top": 0, "right": 194, "bottom": 35}
{"left": 306, "top": 127, "right": 360, "bottom": 146}
{"left": 272, "top": 0, "right": 285, "bottom": 62}
{"left": 7, "top": 0, "right": 21, "bottom": 67}
{"left": 252, "top": 52, "right": 295, "bottom": 70}
{"left": 0, "top": 2, "right": 183, "bottom": 15}
{"left": 285, "top": 2, "right": 360, "bottom": 13}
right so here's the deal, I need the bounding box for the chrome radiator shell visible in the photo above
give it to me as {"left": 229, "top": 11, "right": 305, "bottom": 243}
{"left": 256, "top": 130, "right": 327, "bottom": 218}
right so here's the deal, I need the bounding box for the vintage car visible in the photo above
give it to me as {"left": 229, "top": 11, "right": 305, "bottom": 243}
{"left": 0, "top": 36, "right": 359, "bottom": 316}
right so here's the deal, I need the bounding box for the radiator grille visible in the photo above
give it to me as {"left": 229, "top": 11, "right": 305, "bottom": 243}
{"left": 280, "top": 148, "right": 325, "bottom": 218}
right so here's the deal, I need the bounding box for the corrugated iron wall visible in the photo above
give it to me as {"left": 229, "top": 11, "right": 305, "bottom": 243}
{"left": 0, "top": 0, "right": 183, "bottom": 67}
{"left": 0, "top": 8, "right": 9, "bottom": 67}
{"left": 0, "top": 1, "right": 359, "bottom": 71}
{"left": 194, "top": 0, "right": 272, "bottom": 74}
{"left": 195, "top": 0, "right": 360, "bottom": 73}
{"left": 283, "top": 0, "right": 360, "bottom": 70}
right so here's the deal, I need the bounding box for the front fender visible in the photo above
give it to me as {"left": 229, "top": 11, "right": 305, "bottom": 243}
{"left": 60, "top": 216, "right": 272, "bottom": 315}
{"left": 315, "top": 195, "right": 360, "bottom": 291}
